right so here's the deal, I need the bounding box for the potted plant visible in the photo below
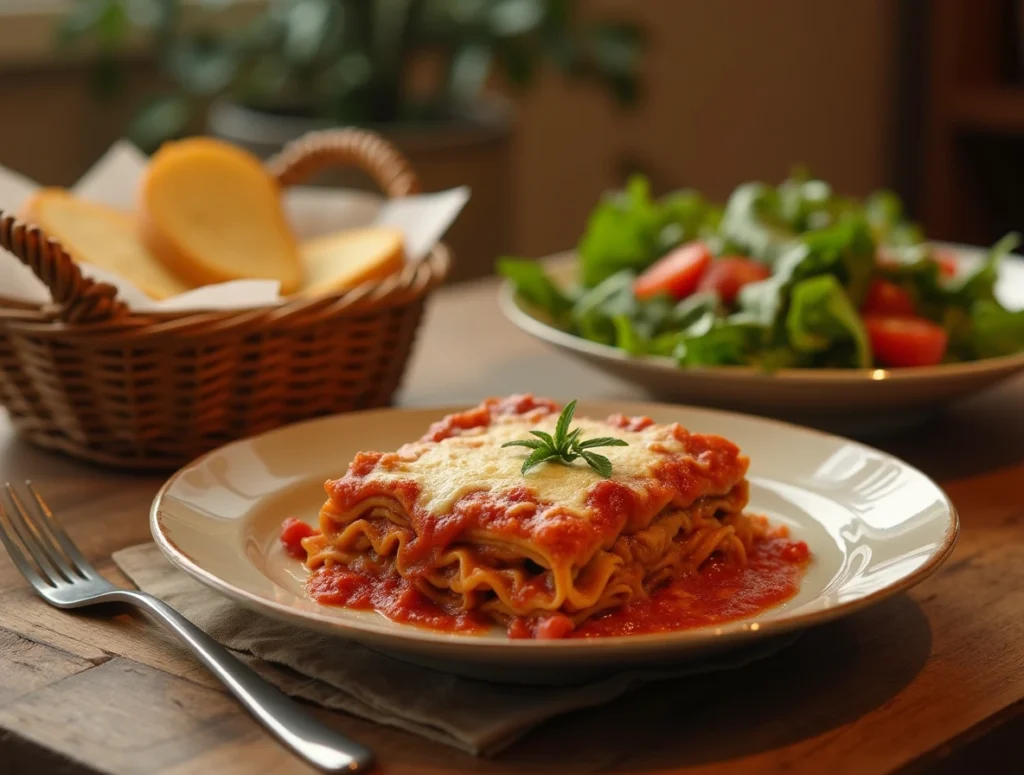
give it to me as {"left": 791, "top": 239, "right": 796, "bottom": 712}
{"left": 57, "top": 0, "right": 645, "bottom": 281}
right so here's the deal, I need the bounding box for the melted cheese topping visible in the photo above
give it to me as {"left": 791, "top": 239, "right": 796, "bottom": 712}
{"left": 374, "top": 415, "right": 687, "bottom": 516}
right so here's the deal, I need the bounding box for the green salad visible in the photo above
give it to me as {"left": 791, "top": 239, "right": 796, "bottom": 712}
{"left": 499, "top": 173, "right": 1024, "bottom": 370}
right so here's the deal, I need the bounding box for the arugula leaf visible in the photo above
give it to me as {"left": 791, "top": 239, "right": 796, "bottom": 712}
{"left": 498, "top": 258, "right": 574, "bottom": 325}
{"left": 672, "top": 312, "right": 768, "bottom": 367}
{"left": 785, "top": 274, "right": 871, "bottom": 368}
{"left": 949, "top": 233, "right": 1020, "bottom": 306}
{"left": 970, "top": 300, "right": 1024, "bottom": 358}
{"left": 576, "top": 175, "right": 666, "bottom": 287}
{"left": 576, "top": 175, "right": 715, "bottom": 287}
{"left": 864, "top": 190, "right": 925, "bottom": 247}
{"left": 739, "top": 217, "right": 876, "bottom": 338}
{"left": 719, "top": 182, "right": 795, "bottom": 264}
{"left": 571, "top": 270, "right": 637, "bottom": 344}
{"left": 611, "top": 314, "right": 647, "bottom": 355}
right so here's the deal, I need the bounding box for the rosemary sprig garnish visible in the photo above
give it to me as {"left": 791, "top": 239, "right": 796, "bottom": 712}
{"left": 501, "top": 400, "right": 628, "bottom": 477}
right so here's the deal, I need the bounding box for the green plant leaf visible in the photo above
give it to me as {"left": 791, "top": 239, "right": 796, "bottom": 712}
{"left": 500, "top": 439, "right": 544, "bottom": 450}
{"left": 581, "top": 451, "right": 613, "bottom": 477}
{"left": 284, "top": 0, "right": 336, "bottom": 65}
{"left": 785, "top": 274, "right": 871, "bottom": 368}
{"left": 554, "top": 399, "right": 577, "bottom": 447}
{"left": 586, "top": 22, "right": 644, "bottom": 76}
{"left": 490, "top": 0, "right": 545, "bottom": 37}
{"left": 497, "top": 258, "right": 574, "bottom": 327}
{"left": 529, "top": 430, "right": 556, "bottom": 447}
{"left": 576, "top": 437, "right": 629, "bottom": 450}
{"left": 448, "top": 43, "right": 494, "bottom": 103}
{"left": 128, "top": 96, "right": 190, "bottom": 152}
{"left": 167, "top": 35, "right": 239, "bottom": 95}
{"left": 970, "top": 300, "right": 1024, "bottom": 358}
{"left": 564, "top": 428, "right": 583, "bottom": 448}
{"left": 521, "top": 446, "right": 556, "bottom": 474}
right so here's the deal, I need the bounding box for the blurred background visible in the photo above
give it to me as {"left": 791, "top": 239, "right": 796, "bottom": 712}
{"left": 0, "top": 0, "right": 1016, "bottom": 283}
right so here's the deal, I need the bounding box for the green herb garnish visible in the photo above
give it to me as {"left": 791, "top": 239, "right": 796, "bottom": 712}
{"left": 501, "top": 400, "right": 628, "bottom": 477}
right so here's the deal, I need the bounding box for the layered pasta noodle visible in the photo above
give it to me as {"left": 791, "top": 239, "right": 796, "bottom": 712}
{"left": 298, "top": 394, "right": 771, "bottom": 637}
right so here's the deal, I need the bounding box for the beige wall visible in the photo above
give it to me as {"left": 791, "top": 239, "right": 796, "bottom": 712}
{"left": 513, "top": 0, "right": 898, "bottom": 256}
{"left": 0, "top": 0, "right": 897, "bottom": 264}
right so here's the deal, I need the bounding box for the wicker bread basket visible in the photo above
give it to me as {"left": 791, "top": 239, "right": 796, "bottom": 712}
{"left": 0, "top": 129, "right": 450, "bottom": 470}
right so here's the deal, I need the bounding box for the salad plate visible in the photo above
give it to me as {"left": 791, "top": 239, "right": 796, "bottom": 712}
{"left": 500, "top": 248, "right": 1024, "bottom": 434}
{"left": 498, "top": 175, "right": 1024, "bottom": 434}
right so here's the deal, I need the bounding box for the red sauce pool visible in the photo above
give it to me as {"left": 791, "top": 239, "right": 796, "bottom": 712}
{"left": 572, "top": 537, "right": 808, "bottom": 638}
{"left": 296, "top": 536, "right": 809, "bottom": 639}
{"left": 307, "top": 565, "right": 489, "bottom": 634}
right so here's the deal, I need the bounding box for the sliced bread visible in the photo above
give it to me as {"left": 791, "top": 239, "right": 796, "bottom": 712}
{"left": 21, "top": 189, "right": 192, "bottom": 300}
{"left": 140, "top": 138, "right": 303, "bottom": 294}
{"left": 300, "top": 227, "right": 405, "bottom": 297}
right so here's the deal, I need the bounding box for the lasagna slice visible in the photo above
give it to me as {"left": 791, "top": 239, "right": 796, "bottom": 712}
{"left": 296, "top": 394, "right": 766, "bottom": 638}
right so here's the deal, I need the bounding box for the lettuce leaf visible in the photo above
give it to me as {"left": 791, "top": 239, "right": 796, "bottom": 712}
{"left": 576, "top": 176, "right": 714, "bottom": 287}
{"left": 498, "top": 258, "right": 574, "bottom": 326}
{"left": 785, "top": 275, "right": 871, "bottom": 368}
{"left": 970, "top": 301, "right": 1024, "bottom": 358}
{"left": 719, "top": 182, "right": 795, "bottom": 264}
{"left": 738, "top": 216, "right": 876, "bottom": 330}
{"left": 950, "top": 232, "right": 1020, "bottom": 306}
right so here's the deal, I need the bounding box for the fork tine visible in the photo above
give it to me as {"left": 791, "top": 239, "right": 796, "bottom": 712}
{"left": 25, "top": 481, "right": 92, "bottom": 579}
{"left": 0, "top": 497, "right": 50, "bottom": 590}
{"left": 3, "top": 484, "right": 73, "bottom": 584}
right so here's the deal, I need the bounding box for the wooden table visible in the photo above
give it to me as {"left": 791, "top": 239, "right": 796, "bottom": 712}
{"left": 1, "top": 276, "right": 1022, "bottom": 775}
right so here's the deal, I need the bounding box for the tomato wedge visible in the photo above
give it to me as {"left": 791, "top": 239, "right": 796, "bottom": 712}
{"left": 931, "top": 248, "right": 959, "bottom": 278}
{"left": 864, "top": 315, "right": 948, "bottom": 367}
{"left": 877, "top": 246, "right": 958, "bottom": 278}
{"left": 862, "top": 278, "right": 915, "bottom": 317}
{"left": 634, "top": 241, "right": 712, "bottom": 300}
{"left": 696, "top": 257, "right": 771, "bottom": 305}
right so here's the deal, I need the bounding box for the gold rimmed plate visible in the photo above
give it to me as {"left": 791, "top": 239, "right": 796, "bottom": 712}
{"left": 498, "top": 245, "right": 1024, "bottom": 436}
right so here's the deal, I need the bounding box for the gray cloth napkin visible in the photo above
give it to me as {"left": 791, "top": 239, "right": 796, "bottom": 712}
{"left": 113, "top": 543, "right": 796, "bottom": 756}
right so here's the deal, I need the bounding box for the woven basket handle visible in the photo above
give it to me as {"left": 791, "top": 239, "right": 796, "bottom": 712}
{"left": 0, "top": 212, "right": 128, "bottom": 324}
{"left": 266, "top": 128, "right": 422, "bottom": 197}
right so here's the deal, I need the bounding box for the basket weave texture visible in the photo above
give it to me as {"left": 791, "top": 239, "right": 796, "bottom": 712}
{"left": 0, "top": 129, "right": 450, "bottom": 470}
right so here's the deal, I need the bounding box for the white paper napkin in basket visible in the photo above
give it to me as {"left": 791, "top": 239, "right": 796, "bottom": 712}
{"left": 0, "top": 140, "right": 468, "bottom": 313}
{"left": 112, "top": 542, "right": 798, "bottom": 757}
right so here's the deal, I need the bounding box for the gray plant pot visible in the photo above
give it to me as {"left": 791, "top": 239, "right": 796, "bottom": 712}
{"left": 206, "top": 99, "right": 514, "bottom": 284}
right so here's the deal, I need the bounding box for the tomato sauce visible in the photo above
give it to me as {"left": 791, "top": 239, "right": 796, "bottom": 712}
{"left": 306, "top": 564, "right": 489, "bottom": 634}
{"left": 292, "top": 530, "right": 809, "bottom": 639}
{"left": 571, "top": 538, "right": 808, "bottom": 638}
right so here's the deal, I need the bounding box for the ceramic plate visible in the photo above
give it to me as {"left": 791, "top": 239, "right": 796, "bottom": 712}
{"left": 151, "top": 400, "right": 957, "bottom": 684}
{"left": 498, "top": 245, "right": 1024, "bottom": 435}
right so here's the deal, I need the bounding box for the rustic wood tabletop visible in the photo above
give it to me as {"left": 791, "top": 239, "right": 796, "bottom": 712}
{"left": 0, "top": 275, "right": 1022, "bottom": 774}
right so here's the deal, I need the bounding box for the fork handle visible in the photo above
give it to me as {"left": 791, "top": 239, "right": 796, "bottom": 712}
{"left": 109, "top": 589, "right": 375, "bottom": 773}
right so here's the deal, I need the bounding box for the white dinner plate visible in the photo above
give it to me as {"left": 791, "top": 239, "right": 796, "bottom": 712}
{"left": 498, "top": 245, "right": 1024, "bottom": 436}
{"left": 151, "top": 400, "right": 957, "bottom": 684}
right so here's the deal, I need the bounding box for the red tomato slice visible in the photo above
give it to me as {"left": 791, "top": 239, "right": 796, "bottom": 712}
{"left": 864, "top": 315, "right": 948, "bottom": 367}
{"left": 696, "top": 257, "right": 771, "bottom": 305}
{"left": 877, "top": 246, "right": 958, "bottom": 278}
{"left": 634, "top": 241, "right": 712, "bottom": 301}
{"left": 862, "top": 278, "right": 915, "bottom": 317}
{"left": 931, "top": 248, "right": 959, "bottom": 278}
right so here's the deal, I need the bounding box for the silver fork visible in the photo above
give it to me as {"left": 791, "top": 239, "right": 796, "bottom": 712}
{"left": 0, "top": 481, "right": 374, "bottom": 774}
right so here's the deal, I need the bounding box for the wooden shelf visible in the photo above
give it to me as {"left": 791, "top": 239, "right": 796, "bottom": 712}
{"left": 949, "top": 87, "right": 1024, "bottom": 133}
